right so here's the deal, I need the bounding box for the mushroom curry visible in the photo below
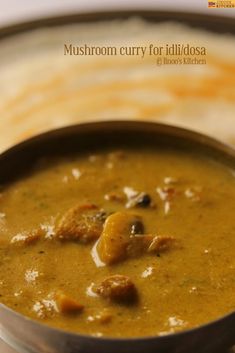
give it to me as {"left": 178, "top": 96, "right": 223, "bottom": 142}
{"left": 0, "top": 147, "right": 234, "bottom": 337}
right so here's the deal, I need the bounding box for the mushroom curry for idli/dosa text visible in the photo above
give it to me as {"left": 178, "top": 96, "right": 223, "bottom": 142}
{"left": 0, "top": 146, "right": 234, "bottom": 338}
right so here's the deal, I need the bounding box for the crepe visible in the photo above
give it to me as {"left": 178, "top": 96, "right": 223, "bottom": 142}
{"left": 0, "top": 18, "right": 234, "bottom": 152}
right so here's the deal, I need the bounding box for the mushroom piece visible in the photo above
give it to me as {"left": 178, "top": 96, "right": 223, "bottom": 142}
{"left": 95, "top": 275, "right": 137, "bottom": 303}
{"left": 127, "top": 192, "right": 152, "bottom": 208}
{"left": 96, "top": 211, "right": 145, "bottom": 264}
{"left": 148, "top": 236, "right": 176, "bottom": 253}
{"left": 10, "top": 228, "right": 43, "bottom": 246}
{"left": 55, "top": 292, "right": 84, "bottom": 314}
{"left": 124, "top": 187, "right": 153, "bottom": 208}
{"left": 55, "top": 204, "right": 106, "bottom": 243}
{"left": 95, "top": 211, "right": 177, "bottom": 264}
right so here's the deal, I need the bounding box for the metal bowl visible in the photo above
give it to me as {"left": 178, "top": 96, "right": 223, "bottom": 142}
{"left": 0, "top": 121, "right": 234, "bottom": 353}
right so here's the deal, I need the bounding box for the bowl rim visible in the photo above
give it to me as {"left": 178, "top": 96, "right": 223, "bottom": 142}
{"left": 0, "top": 120, "right": 235, "bottom": 343}
{"left": 0, "top": 9, "right": 235, "bottom": 40}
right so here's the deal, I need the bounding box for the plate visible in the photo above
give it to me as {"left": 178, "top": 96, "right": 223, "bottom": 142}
{"left": 0, "top": 10, "right": 234, "bottom": 152}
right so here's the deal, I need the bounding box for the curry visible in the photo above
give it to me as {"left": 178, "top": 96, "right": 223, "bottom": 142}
{"left": 0, "top": 146, "right": 234, "bottom": 338}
